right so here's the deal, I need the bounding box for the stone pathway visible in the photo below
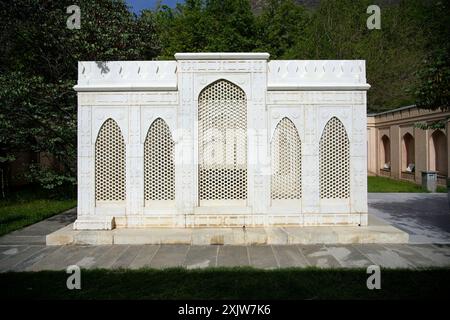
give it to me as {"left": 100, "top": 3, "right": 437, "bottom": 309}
{"left": 0, "top": 208, "right": 76, "bottom": 245}
{"left": 369, "top": 193, "right": 450, "bottom": 244}
{"left": 1, "top": 193, "right": 450, "bottom": 271}
{"left": 1, "top": 243, "right": 449, "bottom": 272}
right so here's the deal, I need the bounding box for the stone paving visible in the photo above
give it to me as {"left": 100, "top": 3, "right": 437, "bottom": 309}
{"left": 1, "top": 193, "right": 450, "bottom": 271}
{"left": 0, "top": 208, "right": 76, "bottom": 245}
{"left": 1, "top": 243, "right": 450, "bottom": 272}
{"left": 369, "top": 193, "right": 450, "bottom": 244}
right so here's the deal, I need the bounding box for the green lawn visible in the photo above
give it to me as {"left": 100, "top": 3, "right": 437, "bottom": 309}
{"left": 368, "top": 176, "right": 447, "bottom": 193}
{"left": 0, "top": 197, "right": 76, "bottom": 237}
{"left": 1, "top": 268, "right": 450, "bottom": 299}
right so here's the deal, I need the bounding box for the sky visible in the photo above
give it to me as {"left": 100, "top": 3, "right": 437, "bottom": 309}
{"left": 125, "top": 0, "right": 183, "bottom": 14}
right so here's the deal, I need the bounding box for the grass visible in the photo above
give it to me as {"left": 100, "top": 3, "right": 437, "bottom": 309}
{"left": 0, "top": 187, "right": 76, "bottom": 237}
{"left": 0, "top": 199, "right": 76, "bottom": 236}
{"left": 1, "top": 267, "right": 450, "bottom": 299}
{"left": 368, "top": 176, "right": 447, "bottom": 193}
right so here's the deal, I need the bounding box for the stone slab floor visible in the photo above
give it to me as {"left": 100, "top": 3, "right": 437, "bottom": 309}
{"left": 1, "top": 243, "right": 450, "bottom": 272}
{"left": 369, "top": 193, "right": 450, "bottom": 243}
{"left": 0, "top": 193, "right": 450, "bottom": 271}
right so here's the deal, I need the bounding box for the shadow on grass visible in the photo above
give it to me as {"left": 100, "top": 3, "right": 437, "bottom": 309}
{"left": 0, "top": 214, "right": 27, "bottom": 224}
{"left": 1, "top": 267, "right": 450, "bottom": 300}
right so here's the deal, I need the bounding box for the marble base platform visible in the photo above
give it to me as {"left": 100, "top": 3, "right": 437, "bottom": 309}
{"left": 47, "top": 215, "right": 408, "bottom": 245}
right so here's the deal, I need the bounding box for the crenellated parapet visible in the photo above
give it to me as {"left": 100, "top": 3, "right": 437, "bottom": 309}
{"left": 74, "top": 61, "right": 177, "bottom": 91}
{"left": 268, "top": 60, "right": 370, "bottom": 91}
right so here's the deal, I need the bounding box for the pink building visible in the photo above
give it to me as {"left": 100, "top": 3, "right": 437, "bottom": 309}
{"left": 367, "top": 105, "right": 450, "bottom": 186}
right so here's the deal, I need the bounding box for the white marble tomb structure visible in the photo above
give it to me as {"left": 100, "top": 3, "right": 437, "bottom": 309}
{"left": 74, "top": 52, "right": 369, "bottom": 230}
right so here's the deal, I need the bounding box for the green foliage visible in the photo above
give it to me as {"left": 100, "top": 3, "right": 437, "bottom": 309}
{"left": 413, "top": 1, "right": 450, "bottom": 111}
{"left": 0, "top": 0, "right": 160, "bottom": 194}
{"left": 151, "top": 0, "right": 434, "bottom": 112}
{"left": 0, "top": 155, "right": 15, "bottom": 164}
{"left": 290, "top": 0, "right": 428, "bottom": 112}
{"left": 254, "top": 0, "right": 310, "bottom": 59}
{"left": 0, "top": 73, "right": 76, "bottom": 169}
{"left": 151, "top": 0, "right": 256, "bottom": 58}
{"left": 414, "top": 120, "right": 447, "bottom": 130}
{"left": 414, "top": 50, "right": 450, "bottom": 111}
{"left": 25, "top": 164, "right": 76, "bottom": 195}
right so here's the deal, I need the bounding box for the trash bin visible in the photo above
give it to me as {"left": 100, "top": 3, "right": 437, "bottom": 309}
{"left": 422, "top": 171, "right": 437, "bottom": 193}
{"left": 447, "top": 177, "right": 450, "bottom": 208}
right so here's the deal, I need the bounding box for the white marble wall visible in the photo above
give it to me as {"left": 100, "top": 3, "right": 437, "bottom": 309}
{"left": 74, "top": 53, "right": 369, "bottom": 230}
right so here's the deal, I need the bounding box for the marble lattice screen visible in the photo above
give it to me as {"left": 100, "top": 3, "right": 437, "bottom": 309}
{"left": 74, "top": 53, "right": 370, "bottom": 230}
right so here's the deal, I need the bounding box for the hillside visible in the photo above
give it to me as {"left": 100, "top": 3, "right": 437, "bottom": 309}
{"left": 153, "top": 0, "right": 440, "bottom": 113}
{"left": 250, "top": 0, "right": 402, "bottom": 12}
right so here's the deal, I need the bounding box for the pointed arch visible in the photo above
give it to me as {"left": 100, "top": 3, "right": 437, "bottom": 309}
{"left": 319, "top": 116, "right": 350, "bottom": 199}
{"left": 198, "top": 79, "right": 247, "bottom": 203}
{"left": 381, "top": 135, "right": 391, "bottom": 169}
{"left": 95, "top": 118, "right": 126, "bottom": 202}
{"left": 430, "top": 130, "right": 447, "bottom": 175}
{"left": 271, "top": 117, "right": 302, "bottom": 200}
{"left": 402, "top": 132, "right": 415, "bottom": 171}
{"left": 144, "top": 118, "right": 175, "bottom": 201}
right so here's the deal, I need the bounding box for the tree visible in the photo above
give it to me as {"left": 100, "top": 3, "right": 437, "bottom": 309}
{"left": 0, "top": 0, "right": 160, "bottom": 195}
{"left": 255, "top": 0, "right": 309, "bottom": 59}
{"left": 413, "top": 1, "right": 450, "bottom": 112}
{"left": 152, "top": 0, "right": 256, "bottom": 58}
{"left": 294, "top": 0, "right": 428, "bottom": 113}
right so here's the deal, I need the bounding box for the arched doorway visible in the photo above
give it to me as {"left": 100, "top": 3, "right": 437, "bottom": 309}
{"left": 429, "top": 130, "right": 448, "bottom": 175}
{"left": 198, "top": 79, "right": 247, "bottom": 206}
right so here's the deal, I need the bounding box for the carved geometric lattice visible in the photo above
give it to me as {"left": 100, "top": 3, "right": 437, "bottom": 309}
{"left": 320, "top": 117, "right": 350, "bottom": 199}
{"left": 95, "top": 118, "right": 126, "bottom": 201}
{"left": 271, "top": 117, "right": 302, "bottom": 200}
{"left": 198, "top": 80, "right": 247, "bottom": 201}
{"left": 144, "top": 118, "right": 175, "bottom": 201}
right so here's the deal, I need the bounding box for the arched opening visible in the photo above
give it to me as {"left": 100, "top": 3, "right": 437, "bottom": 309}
{"left": 271, "top": 117, "right": 302, "bottom": 205}
{"left": 430, "top": 130, "right": 447, "bottom": 175}
{"left": 402, "top": 133, "right": 415, "bottom": 172}
{"left": 380, "top": 135, "right": 391, "bottom": 170}
{"left": 95, "top": 118, "right": 126, "bottom": 203}
{"left": 144, "top": 118, "right": 175, "bottom": 205}
{"left": 319, "top": 117, "right": 350, "bottom": 199}
{"left": 198, "top": 79, "right": 247, "bottom": 206}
